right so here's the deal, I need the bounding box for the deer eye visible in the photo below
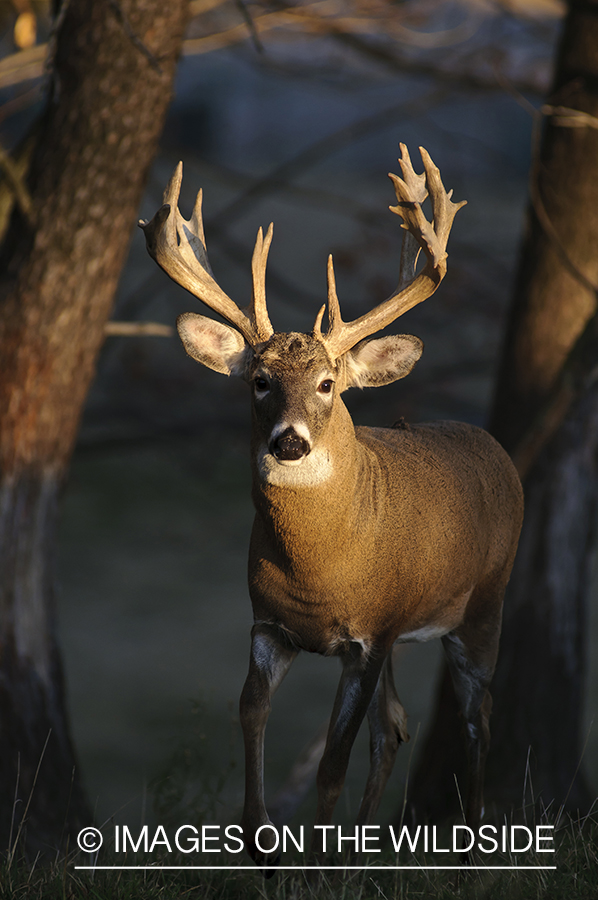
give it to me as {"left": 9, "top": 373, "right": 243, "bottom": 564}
{"left": 318, "top": 379, "right": 334, "bottom": 394}
{"left": 254, "top": 376, "right": 269, "bottom": 392}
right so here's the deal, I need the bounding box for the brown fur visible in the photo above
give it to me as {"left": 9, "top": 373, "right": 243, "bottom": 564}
{"left": 250, "top": 415, "right": 521, "bottom": 654}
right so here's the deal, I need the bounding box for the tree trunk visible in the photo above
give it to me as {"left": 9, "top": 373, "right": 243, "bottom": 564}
{"left": 0, "top": 0, "right": 187, "bottom": 856}
{"left": 410, "top": 0, "right": 598, "bottom": 821}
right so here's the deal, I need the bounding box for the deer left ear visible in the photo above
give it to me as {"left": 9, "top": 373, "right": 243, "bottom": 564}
{"left": 343, "top": 334, "right": 423, "bottom": 389}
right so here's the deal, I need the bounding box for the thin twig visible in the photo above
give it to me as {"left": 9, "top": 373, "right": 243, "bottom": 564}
{"left": 542, "top": 104, "right": 598, "bottom": 130}
{"left": 505, "top": 92, "right": 598, "bottom": 479}
{"left": 0, "top": 138, "right": 35, "bottom": 226}
{"left": 529, "top": 167, "right": 598, "bottom": 298}
{"left": 524, "top": 98, "right": 598, "bottom": 298}
{"left": 0, "top": 83, "right": 41, "bottom": 124}
{"left": 206, "top": 86, "right": 448, "bottom": 233}
{"left": 189, "top": 0, "right": 230, "bottom": 15}
{"left": 511, "top": 310, "right": 598, "bottom": 479}
{"left": 44, "top": 0, "right": 71, "bottom": 92}
{"left": 0, "top": 10, "right": 550, "bottom": 97}
{"left": 235, "top": 0, "right": 265, "bottom": 53}
{"left": 108, "top": 0, "right": 163, "bottom": 73}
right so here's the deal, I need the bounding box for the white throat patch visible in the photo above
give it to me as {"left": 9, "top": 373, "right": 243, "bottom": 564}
{"left": 257, "top": 445, "right": 333, "bottom": 487}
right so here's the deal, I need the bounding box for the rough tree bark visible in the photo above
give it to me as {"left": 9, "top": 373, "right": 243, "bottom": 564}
{"left": 410, "top": 0, "right": 598, "bottom": 820}
{"left": 0, "top": 0, "right": 187, "bottom": 855}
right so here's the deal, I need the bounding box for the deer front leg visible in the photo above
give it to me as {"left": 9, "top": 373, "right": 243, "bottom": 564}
{"left": 240, "top": 623, "right": 297, "bottom": 865}
{"left": 312, "top": 646, "right": 385, "bottom": 854}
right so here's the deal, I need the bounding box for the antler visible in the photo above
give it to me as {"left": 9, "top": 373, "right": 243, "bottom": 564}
{"left": 313, "top": 144, "right": 466, "bottom": 360}
{"left": 139, "top": 162, "right": 274, "bottom": 346}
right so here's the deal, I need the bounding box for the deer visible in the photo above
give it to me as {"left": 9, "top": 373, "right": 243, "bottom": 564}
{"left": 139, "top": 145, "right": 524, "bottom": 866}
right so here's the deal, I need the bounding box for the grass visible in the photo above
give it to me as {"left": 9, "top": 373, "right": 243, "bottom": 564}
{"left": 3, "top": 701, "right": 596, "bottom": 898}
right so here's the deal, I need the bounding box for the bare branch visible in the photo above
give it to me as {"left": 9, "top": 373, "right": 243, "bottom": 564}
{"left": 0, "top": 44, "right": 46, "bottom": 89}
{"left": 235, "top": 0, "right": 265, "bottom": 53}
{"left": 104, "top": 321, "right": 174, "bottom": 337}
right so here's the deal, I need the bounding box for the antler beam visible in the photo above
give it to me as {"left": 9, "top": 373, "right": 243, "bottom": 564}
{"left": 314, "top": 144, "right": 466, "bottom": 360}
{"left": 139, "top": 163, "right": 274, "bottom": 347}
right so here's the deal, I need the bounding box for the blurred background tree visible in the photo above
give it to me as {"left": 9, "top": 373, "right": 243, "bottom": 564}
{"left": 0, "top": 0, "right": 595, "bottom": 855}
{"left": 411, "top": 0, "right": 598, "bottom": 821}
{"left": 0, "top": 0, "right": 187, "bottom": 855}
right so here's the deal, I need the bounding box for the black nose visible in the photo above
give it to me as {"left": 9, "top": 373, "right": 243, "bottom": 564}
{"left": 270, "top": 427, "right": 310, "bottom": 461}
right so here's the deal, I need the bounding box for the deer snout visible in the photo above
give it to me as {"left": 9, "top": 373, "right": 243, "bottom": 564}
{"left": 270, "top": 427, "right": 310, "bottom": 461}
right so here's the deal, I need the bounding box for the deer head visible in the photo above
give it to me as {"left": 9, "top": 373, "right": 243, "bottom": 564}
{"left": 139, "top": 146, "right": 465, "bottom": 474}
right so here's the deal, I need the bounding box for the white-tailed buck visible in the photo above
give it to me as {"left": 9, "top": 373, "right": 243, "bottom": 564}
{"left": 140, "top": 146, "right": 523, "bottom": 865}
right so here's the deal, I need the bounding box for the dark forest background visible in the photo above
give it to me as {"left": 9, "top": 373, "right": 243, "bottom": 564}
{"left": 0, "top": 0, "right": 597, "bottom": 857}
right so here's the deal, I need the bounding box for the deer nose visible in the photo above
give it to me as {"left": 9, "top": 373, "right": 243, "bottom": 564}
{"left": 270, "top": 427, "right": 310, "bottom": 461}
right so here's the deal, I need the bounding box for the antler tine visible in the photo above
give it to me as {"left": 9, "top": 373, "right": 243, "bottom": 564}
{"left": 397, "top": 142, "right": 428, "bottom": 205}
{"left": 419, "top": 146, "right": 467, "bottom": 253}
{"left": 250, "top": 224, "right": 275, "bottom": 342}
{"left": 312, "top": 254, "right": 343, "bottom": 338}
{"left": 318, "top": 145, "right": 466, "bottom": 360}
{"left": 326, "top": 254, "right": 343, "bottom": 329}
{"left": 139, "top": 163, "right": 263, "bottom": 347}
{"left": 395, "top": 142, "right": 427, "bottom": 291}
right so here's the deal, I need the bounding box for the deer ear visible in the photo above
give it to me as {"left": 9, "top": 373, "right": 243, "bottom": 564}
{"left": 344, "top": 334, "right": 423, "bottom": 389}
{"left": 177, "top": 312, "right": 249, "bottom": 376}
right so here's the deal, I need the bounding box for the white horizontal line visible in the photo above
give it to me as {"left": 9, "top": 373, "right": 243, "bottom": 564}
{"left": 74, "top": 865, "right": 557, "bottom": 871}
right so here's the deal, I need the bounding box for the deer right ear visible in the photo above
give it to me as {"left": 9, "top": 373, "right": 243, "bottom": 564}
{"left": 177, "top": 312, "right": 249, "bottom": 376}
